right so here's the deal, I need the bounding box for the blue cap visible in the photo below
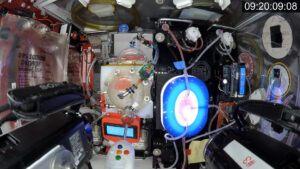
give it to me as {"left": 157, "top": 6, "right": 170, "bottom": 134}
{"left": 173, "top": 61, "right": 186, "bottom": 70}
{"left": 85, "top": 124, "right": 92, "bottom": 134}
{"left": 119, "top": 24, "right": 129, "bottom": 32}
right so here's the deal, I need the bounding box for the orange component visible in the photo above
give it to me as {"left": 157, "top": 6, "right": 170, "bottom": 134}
{"left": 216, "top": 102, "right": 235, "bottom": 129}
{"left": 124, "top": 150, "right": 130, "bottom": 155}
{"left": 186, "top": 149, "right": 191, "bottom": 155}
{"left": 100, "top": 94, "right": 106, "bottom": 112}
{"left": 116, "top": 150, "right": 122, "bottom": 155}
{"left": 102, "top": 113, "right": 140, "bottom": 143}
{"left": 122, "top": 55, "right": 145, "bottom": 60}
{"left": 114, "top": 76, "right": 132, "bottom": 91}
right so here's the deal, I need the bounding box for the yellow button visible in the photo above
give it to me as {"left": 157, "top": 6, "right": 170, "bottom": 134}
{"left": 117, "top": 150, "right": 122, "bottom": 155}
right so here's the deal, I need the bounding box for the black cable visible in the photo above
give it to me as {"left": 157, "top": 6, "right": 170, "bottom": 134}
{"left": 0, "top": 104, "right": 10, "bottom": 114}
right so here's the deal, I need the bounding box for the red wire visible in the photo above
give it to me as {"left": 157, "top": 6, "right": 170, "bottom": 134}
{"left": 181, "top": 40, "right": 197, "bottom": 52}
{"left": 34, "top": 17, "right": 60, "bottom": 31}
{"left": 166, "top": 27, "right": 185, "bottom": 63}
{"left": 196, "top": 37, "right": 204, "bottom": 50}
{"left": 181, "top": 137, "right": 187, "bottom": 169}
{"left": 181, "top": 37, "right": 204, "bottom": 52}
{"left": 34, "top": 18, "right": 54, "bottom": 24}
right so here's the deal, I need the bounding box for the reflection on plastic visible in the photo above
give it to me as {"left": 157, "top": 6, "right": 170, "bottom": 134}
{"left": 0, "top": 14, "right": 69, "bottom": 122}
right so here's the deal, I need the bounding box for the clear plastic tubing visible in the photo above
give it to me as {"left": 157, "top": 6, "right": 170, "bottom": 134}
{"left": 87, "top": 58, "right": 98, "bottom": 105}
{"left": 123, "top": 123, "right": 128, "bottom": 141}
{"left": 164, "top": 124, "right": 188, "bottom": 141}
{"left": 186, "top": 121, "right": 235, "bottom": 143}
{"left": 183, "top": 68, "right": 190, "bottom": 95}
{"left": 186, "top": 36, "right": 221, "bottom": 70}
{"left": 164, "top": 24, "right": 190, "bottom": 94}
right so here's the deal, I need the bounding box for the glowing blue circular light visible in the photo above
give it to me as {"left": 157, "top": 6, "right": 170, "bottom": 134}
{"left": 161, "top": 75, "right": 209, "bottom": 137}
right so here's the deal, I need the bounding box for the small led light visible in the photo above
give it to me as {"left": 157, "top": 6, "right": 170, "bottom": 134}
{"left": 223, "top": 79, "right": 228, "bottom": 84}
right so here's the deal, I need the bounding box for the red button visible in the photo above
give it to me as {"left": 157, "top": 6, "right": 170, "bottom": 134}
{"left": 124, "top": 150, "right": 130, "bottom": 155}
{"left": 186, "top": 149, "right": 191, "bottom": 155}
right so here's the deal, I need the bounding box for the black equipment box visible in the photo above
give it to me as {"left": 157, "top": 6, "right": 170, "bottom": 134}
{"left": 0, "top": 112, "right": 92, "bottom": 169}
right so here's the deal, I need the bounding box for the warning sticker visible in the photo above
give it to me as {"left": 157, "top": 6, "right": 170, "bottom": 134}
{"left": 224, "top": 140, "right": 273, "bottom": 169}
{"left": 69, "top": 131, "right": 85, "bottom": 166}
{"left": 17, "top": 53, "right": 52, "bottom": 88}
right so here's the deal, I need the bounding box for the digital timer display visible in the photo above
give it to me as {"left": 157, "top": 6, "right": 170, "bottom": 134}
{"left": 243, "top": 1, "right": 300, "bottom": 12}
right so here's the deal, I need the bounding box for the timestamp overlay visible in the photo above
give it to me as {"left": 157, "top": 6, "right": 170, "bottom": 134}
{"left": 243, "top": 0, "right": 300, "bottom": 12}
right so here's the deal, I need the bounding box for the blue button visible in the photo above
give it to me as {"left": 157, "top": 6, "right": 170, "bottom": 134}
{"left": 85, "top": 124, "right": 92, "bottom": 134}
{"left": 118, "top": 145, "right": 123, "bottom": 149}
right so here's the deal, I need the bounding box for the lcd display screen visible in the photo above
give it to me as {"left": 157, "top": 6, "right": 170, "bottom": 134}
{"left": 106, "top": 125, "right": 134, "bottom": 138}
{"left": 240, "top": 67, "right": 246, "bottom": 95}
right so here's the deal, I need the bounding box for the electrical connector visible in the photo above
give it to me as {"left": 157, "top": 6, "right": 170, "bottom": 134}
{"left": 220, "top": 32, "right": 234, "bottom": 47}
{"left": 116, "top": 0, "right": 136, "bottom": 8}
{"left": 185, "top": 27, "right": 201, "bottom": 42}
{"left": 214, "top": 0, "right": 231, "bottom": 10}
{"left": 173, "top": 0, "right": 193, "bottom": 9}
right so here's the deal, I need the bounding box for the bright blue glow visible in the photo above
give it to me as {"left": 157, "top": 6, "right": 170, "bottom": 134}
{"left": 240, "top": 67, "right": 246, "bottom": 95}
{"left": 162, "top": 76, "right": 209, "bottom": 137}
{"left": 106, "top": 126, "right": 134, "bottom": 138}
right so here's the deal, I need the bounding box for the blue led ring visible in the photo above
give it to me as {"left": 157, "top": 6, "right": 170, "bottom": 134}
{"left": 161, "top": 75, "right": 209, "bottom": 137}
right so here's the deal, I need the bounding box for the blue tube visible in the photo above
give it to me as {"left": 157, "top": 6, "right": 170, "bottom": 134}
{"left": 152, "top": 44, "right": 159, "bottom": 64}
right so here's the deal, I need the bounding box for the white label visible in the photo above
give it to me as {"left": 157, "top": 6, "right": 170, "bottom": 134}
{"left": 60, "top": 24, "right": 68, "bottom": 35}
{"left": 223, "top": 140, "right": 274, "bottom": 169}
{"left": 11, "top": 83, "right": 16, "bottom": 89}
{"left": 69, "top": 131, "right": 85, "bottom": 166}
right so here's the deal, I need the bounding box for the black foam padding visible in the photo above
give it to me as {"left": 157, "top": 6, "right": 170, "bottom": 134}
{"left": 7, "top": 82, "right": 84, "bottom": 118}
{"left": 270, "top": 25, "right": 283, "bottom": 48}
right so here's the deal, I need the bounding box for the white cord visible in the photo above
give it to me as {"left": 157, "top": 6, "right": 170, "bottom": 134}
{"left": 164, "top": 125, "right": 188, "bottom": 141}
{"left": 79, "top": 107, "right": 105, "bottom": 124}
{"left": 91, "top": 113, "right": 105, "bottom": 124}
{"left": 186, "top": 36, "right": 221, "bottom": 70}
{"left": 86, "top": 58, "right": 98, "bottom": 105}
{"left": 217, "top": 41, "right": 235, "bottom": 62}
{"left": 207, "top": 105, "right": 226, "bottom": 133}
{"left": 123, "top": 123, "right": 128, "bottom": 141}
{"left": 186, "top": 121, "right": 235, "bottom": 143}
